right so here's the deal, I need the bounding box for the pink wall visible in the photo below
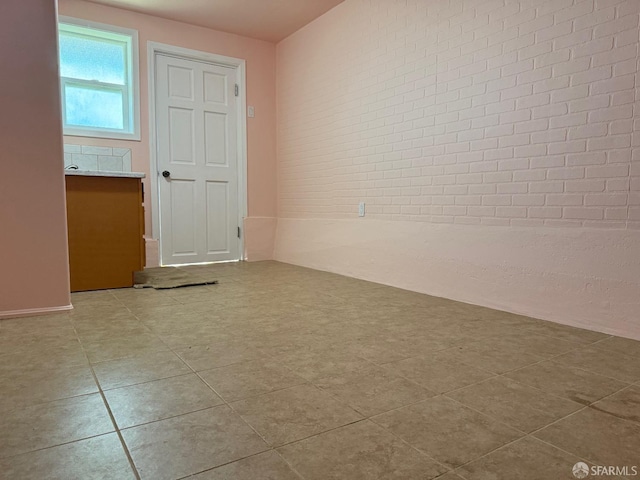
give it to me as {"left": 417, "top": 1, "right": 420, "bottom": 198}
{"left": 275, "top": 0, "right": 640, "bottom": 338}
{"left": 0, "top": 0, "right": 72, "bottom": 317}
{"left": 58, "top": 0, "right": 278, "bottom": 262}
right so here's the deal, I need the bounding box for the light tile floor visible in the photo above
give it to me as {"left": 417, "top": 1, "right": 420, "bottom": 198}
{"left": 1, "top": 261, "right": 639, "bottom": 479}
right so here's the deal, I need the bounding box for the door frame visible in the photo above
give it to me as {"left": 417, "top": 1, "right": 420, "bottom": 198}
{"left": 147, "top": 41, "right": 248, "bottom": 265}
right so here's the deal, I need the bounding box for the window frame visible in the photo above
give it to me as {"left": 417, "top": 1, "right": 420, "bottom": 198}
{"left": 58, "top": 16, "right": 140, "bottom": 141}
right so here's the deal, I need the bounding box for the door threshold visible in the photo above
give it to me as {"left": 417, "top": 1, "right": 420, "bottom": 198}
{"left": 160, "top": 259, "right": 242, "bottom": 267}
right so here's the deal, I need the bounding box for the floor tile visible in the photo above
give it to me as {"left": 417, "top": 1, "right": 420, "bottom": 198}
{"left": 551, "top": 348, "right": 640, "bottom": 383}
{"left": 315, "top": 363, "right": 436, "bottom": 417}
{"left": 175, "top": 340, "right": 271, "bottom": 371}
{"left": 122, "top": 406, "right": 268, "bottom": 480}
{"left": 232, "top": 384, "right": 362, "bottom": 446}
{"left": 445, "top": 342, "right": 546, "bottom": 375}
{"left": 278, "top": 420, "right": 448, "bottom": 480}
{"left": 388, "top": 354, "right": 495, "bottom": 393}
{"left": 372, "top": 396, "right": 521, "bottom": 468}
{"left": 592, "top": 336, "right": 640, "bottom": 358}
{"left": 523, "top": 320, "right": 610, "bottom": 345}
{"left": 2, "top": 261, "right": 637, "bottom": 480}
{"left": 447, "top": 377, "right": 582, "bottom": 433}
{"left": 534, "top": 408, "right": 640, "bottom": 467}
{"left": 191, "top": 451, "right": 301, "bottom": 479}
{"left": 457, "top": 436, "right": 584, "bottom": 480}
{"left": 590, "top": 385, "right": 640, "bottom": 425}
{"left": 436, "top": 473, "right": 466, "bottom": 480}
{"left": 504, "top": 361, "right": 629, "bottom": 405}
{"left": 0, "top": 393, "right": 113, "bottom": 458}
{"left": 0, "top": 363, "right": 98, "bottom": 409}
{"left": 0, "top": 433, "right": 135, "bottom": 480}
{"left": 276, "top": 348, "right": 374, "bottom": 382}
{"left": 105, "top": 373, "right": 223, "bottom": 428}
{"left": 81, "top": 332, "right": 169, "bottom": 363}
{"left": 198, "top": 360, "right": 305, "bottom": 402}
{"left": 0, "top": 340, "right": 88, "bottom": 370}
{"left": 92, "top": 350, "right": 192, "bottom": 390}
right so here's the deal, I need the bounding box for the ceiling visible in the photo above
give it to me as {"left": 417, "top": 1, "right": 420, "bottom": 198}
{"left": 85, "top": 0, "right": 345, "bottom": 43}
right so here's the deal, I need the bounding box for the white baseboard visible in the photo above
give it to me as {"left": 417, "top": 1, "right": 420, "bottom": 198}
{"left": 0, "top": 304, "right": 74, "bottom": 320}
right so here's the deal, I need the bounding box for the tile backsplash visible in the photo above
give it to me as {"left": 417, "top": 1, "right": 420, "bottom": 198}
{"left": 64, "top": 144, "right": 132, "bottom": 173}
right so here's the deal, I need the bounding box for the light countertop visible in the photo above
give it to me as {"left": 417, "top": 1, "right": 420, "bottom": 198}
{"left": 65, "top": 170, "right": 145, "bottom": 179}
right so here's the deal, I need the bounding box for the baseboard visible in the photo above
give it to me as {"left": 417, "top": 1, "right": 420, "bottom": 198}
{"left": 0, "top": 304, "right": 74, "bottom": 320}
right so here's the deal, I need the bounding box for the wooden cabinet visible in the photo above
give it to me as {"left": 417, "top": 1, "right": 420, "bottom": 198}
{"left": 65, "top": 174, "right": 145, "bottom": 292}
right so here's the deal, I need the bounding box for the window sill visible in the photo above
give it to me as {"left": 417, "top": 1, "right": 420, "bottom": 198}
{"left": 63, "top": 128, "right": 141, "bottom": 142}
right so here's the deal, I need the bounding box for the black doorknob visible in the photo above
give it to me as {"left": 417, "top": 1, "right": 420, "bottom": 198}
{"left": 162, "top": 170, "right": 170, "bottom": 178}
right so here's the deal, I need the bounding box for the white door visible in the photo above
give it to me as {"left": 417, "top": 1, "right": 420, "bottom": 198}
{"left": 155, "top": 54, "right": 240, "bottom": 265}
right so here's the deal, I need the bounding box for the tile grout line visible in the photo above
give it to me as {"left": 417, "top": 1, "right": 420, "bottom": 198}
{"left": 68, "top": 319, "right": 142, "bottom": 480}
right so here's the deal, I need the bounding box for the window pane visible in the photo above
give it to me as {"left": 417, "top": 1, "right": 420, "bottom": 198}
{"left": 60, "top": 32, "right": 126, "bottom": 85}
{"left": 65, "top": 85, "right": 124, "bottom": 130}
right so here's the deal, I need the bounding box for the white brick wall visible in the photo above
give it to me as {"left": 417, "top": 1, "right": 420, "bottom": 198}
{"left": 277, "top": 0, "right": 639, "bottom": 228}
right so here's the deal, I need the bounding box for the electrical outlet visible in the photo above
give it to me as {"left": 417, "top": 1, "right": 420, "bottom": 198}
{"left": 248, "top": 106, "right": 255, "bottom": 118}
{"left": 358, "top": 202, "right": 365, "bottom": 217}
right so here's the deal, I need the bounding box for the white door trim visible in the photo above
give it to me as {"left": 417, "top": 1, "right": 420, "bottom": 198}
{"left": 147, "top": 41, "right": 248, "bottom": 264}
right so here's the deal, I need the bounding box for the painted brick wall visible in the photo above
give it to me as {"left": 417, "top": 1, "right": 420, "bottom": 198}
{"left": 277, "top": 0, "right": 639, "bottom": 229}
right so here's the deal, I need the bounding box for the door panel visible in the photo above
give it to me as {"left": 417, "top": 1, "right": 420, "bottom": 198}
{"left": 168, "top": 108, "right": 195, "bottom": 164}
{"left": 169, "top": 179, "right": 197, "bottom": 256}
{"left": 206, "top": 181, "right": 229, "bottom": 253}
{"left": 156, "top": 54, "right": 240, "bottom": 265}
{"left": 203, "top": 72, "right": 227, "bottom": 104}
{"left": 204, "top": 112, "right": 227, "bottom": 166}
{"left": 168, "top": 66, "right": 194, "bottom": 100}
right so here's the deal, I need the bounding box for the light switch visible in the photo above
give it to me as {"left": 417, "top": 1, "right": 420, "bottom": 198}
{"left": 248, "top": 106, "right": 255, "bottom": 118}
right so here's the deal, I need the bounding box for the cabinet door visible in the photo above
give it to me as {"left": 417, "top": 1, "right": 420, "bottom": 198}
{"left": 66, "top": 176, "right": 144, "bottom": 291}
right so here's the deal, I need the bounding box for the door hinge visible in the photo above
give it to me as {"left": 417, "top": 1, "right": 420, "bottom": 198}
{"left": 237, "top": 226, "right": 241, "bottom": 238}
{"left": 235, "top": 84, "right": 239, "bottom": 97}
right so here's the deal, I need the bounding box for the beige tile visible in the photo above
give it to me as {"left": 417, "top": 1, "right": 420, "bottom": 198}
{"left": 278, "top": 420, "right": 448, "bottom": 480}
{"left": 105, "top": 374, "right": 223, "bottom": 428}
{"left": 377, "top": 334, "right": 459, "bottom": 358}
{"left": 504, "top": 361, "right": 629, "bottom": 405}
{"left": 592, "top": 336, "right": 640, "bottom": 358}
{"left": 71, "top": 290, "right": 121, "bottom": 307}
{"left": 438, "top": 472, "right": 465, "bottom": 480}
{"left": 276, "top": 348, "right": 374, "bottom": 382}
{"left": 232, "top": 384, "right": 362, "bottom": 446}
{"left": 552, "top": 347, "right": 640, "bottom": 383}
{"left": 122, "top": 406, "right": 268, "bottom": 480}
{"left": 335, "top": 337, "right": 412, "bottom": 364}
{"left": 75, "top": 322, "right": 152, "bottom": 343}
{"left": 175, "top": 340, "right": 272, "bottom": 371}
{"left": 446, "top": 341, "right": 547, "bottom": 375}
{"left": 372, "top": 396, "right": 521, "bottom": 468}
{"left": 388, "top": 354, "right": 495, "bottom": 393}
{"left": 0, "top": 339, "right": 88, "bottom": 370}
{"left": 436, "top": 473, "right": 466, "bottom": 480}
{"left": 198, "top": 360, "right": 305, "bottom": 402}
{"left": 82, "top": 332, "right": 169, "bottom": 363}
{"left": 191, "top": 451, "right": 301, "bottom": 480}
{"left": 316, "top": 364, "right": 435, "bottom": 417}
{"left": 447, "top": 377, "right": 582, "bottom": 433}
{"left": 591, "top": 385, "right": 640, "bottom": 425}
{"left": 0, "top": 314, "right": 72, "bottom": 335}
{"left": 0, "top": 363, "right": 98, "bottom": 409}
{"left": 457, "top": 436, "right": 584, "bottom": 480}
{"left": 156, "top": 323, "right": 235, "bottom": 349}
{"left": 93, "top": 350, "right": 192, "bottom": 390}
{"left": 523, "top": 320, "right": 610, "bottom": 345}
{"left": 0, "top": 433, "right": 135, "bottom": 480}
{"left": 0, "top": 393, "right": 113, "bottom": 458}
{"left": 534, "top": 408, "right": 640, "bottom": 467}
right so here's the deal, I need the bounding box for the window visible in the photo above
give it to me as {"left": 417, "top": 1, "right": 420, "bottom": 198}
{"left": 58, "top": 17, "right": 139, "bottom": 140}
